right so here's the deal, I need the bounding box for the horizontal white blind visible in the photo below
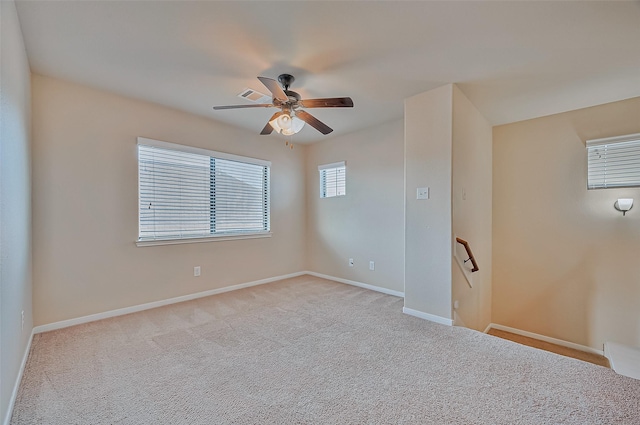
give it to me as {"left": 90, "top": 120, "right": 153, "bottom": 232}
{"left": 319, "top": 161, "right": 346, "bottom": 198}
{"left": 138, "top": 141, "right": 270, "bottom": 241}
{"left": 587, "top": 134, "right": 640, "bottom": 189}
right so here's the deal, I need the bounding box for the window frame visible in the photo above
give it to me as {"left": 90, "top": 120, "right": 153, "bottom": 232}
{"left": 136, "top": 137, "right": 272, "bottom": 247}
{"left": 586, "top": 133, "right": 640, "bottom": 190}
{"left": 318, "top": 161, "right": 346, "bottom": 198}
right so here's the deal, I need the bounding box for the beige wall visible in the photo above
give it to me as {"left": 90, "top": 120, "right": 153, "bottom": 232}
{"left": 404, "top": 85, "right": 453, "bottom": 319}
{"left": 493, "top": 97, "right": 640, "bottom": 349}
{"left": 305, "top": 119, "right": 404, "bottom": 293}
{"left": 0, "top": 0, "right": 33, "bottom": 420}
{"left": 31, "top": 75, "right": 306, "bottom": 326}
{"left": 451, "top": 86, "right": 492, "bottom": 331}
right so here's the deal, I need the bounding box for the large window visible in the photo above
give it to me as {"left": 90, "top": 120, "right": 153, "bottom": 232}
{"left": 319, "top": 161, "right": 346, "bottom": 198}
{"left": 587, "top": 133, "right": 640, "bottom": 189}
{"left": 138, "top": 138, "right": 270, "bottom": 243}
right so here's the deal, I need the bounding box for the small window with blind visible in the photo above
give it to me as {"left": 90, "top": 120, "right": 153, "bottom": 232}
{"left": 587, "top": 133, "right": 640, "bottom": 189}
{"left": 137, "top": 138, "right": 270, "bottom": 244}
{"left": 319, "top": 161, "right": 346, "bottom": 198}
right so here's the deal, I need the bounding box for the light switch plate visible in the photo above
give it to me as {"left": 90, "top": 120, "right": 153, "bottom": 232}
{"left": 417, "top": 187, "right": 429, "bottom": 200}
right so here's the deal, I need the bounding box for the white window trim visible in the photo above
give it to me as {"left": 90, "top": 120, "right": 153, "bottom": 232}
{"left": 318, "top": 161, "right": 346, "bottom": 171}
{"left": 137, "top": 137, "right": 271, "bottom": 246}
{"left": 586, "top": 133, "right": 640, "bottom": 148}
{"left": 135, "top": 232, "right": 272, "bottom": 247}
{"left": 137, "top": 137, "right": 271, "bottom": 167}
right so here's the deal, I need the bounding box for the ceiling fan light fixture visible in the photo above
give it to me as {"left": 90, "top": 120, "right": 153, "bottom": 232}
{"left": 270, "top": 112, "right": 305, "bottom": 136}
{"left": 214, "top": 75, "right": 352, "bottom": 136}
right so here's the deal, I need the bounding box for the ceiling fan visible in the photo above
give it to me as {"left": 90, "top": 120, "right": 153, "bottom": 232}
{"left": 213, "top": 74, "right": 354, "bottom": 136}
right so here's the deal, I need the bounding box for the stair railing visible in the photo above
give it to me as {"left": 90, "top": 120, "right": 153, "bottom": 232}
{"left": 455, "top": 237, "right": 479, "bottom": 272}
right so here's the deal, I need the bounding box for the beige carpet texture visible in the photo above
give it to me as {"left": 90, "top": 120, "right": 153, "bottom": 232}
{"left": 11, "top": 276, "right": 640, "bottom": 424}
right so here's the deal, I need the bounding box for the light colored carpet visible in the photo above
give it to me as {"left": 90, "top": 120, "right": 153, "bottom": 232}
{"left": 11, "top": 275, "right": 640, "bottom": 424}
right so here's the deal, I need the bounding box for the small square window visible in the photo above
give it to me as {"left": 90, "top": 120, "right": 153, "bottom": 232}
{"left": 318, "top": 161, "right": 346, "bottom": 198}
{"left": 587, "top": 133, "right": 640, "bottom": 189}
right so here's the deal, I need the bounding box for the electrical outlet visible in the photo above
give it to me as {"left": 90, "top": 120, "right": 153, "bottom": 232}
{"left": 369, "top": 261, "right": 375, "bottom": 271}
{"left": 349, "top": 258, "right": 354, "bottom": 267}
{"left": 194, "top": 266, "right": 201, "bottom": 277}
{"left": 21, "top": 310, "right": 24, "bottom": 331}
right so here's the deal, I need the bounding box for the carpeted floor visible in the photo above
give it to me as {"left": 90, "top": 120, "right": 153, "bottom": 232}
{"left": 11, "top": 275, "right": 640, "bottom": 424}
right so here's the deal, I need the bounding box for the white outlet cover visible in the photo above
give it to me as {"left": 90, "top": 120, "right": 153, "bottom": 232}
{"left": 194, "top": 266, "right": 201, "bottom": 276}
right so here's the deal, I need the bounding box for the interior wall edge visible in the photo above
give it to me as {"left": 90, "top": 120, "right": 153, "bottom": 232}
{"left": 2, "top": 330, "right": 34, "bottom": 425}
{"left": 0, "top": 0, "right": 34, "bottom": 421}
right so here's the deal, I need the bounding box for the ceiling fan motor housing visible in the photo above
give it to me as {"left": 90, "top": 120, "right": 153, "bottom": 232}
{"left": 284, "top": 90, "right": 301, "bottom": 102}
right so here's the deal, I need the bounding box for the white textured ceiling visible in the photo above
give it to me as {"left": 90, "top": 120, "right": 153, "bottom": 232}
{"left": 14, "top": 1, "right": 640, "bottom": 143}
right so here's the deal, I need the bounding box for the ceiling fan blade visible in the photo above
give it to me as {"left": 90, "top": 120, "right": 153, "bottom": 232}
{"left": 260, "top": 111, "right": 284, "bottom": 135}
{"left": 296, "top": 110, "right": 333, "bottom": 135}
{"left": 213, "top": 104, "right": 273, "bottom": 110}
{"left": 299, "top": 97, "right": 354, "bottom": 108}
{"left": 257, "top": 77, "right": 288, "bottom": 102}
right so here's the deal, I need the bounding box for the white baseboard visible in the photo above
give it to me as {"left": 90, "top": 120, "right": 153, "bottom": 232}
{"left": 33, "top": 271, "right": 307, "bottom": 334}
{"left": 305, "top": 271, "right": 404, "bottom": 298}
{"left": 402, "top": 307, "right": 453, "bottom": 326}
{"left": 33, "top": 271, "right": 404, "bottom": 334}
{"left": 604, "top": 342, "right": 640, "bottom": 379}
{"left": 485, "top": 323, "right": 604, "bottom": 356}
{"left": 4, "top": 329, "right": 34, "bottom": 425}
{"left": 453, "top": 310, "right": 468, "bottom": 328}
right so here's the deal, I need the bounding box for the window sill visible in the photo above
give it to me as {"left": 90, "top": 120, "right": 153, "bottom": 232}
{"left": 136, "top": 232, "right": 272, "bottom": 247}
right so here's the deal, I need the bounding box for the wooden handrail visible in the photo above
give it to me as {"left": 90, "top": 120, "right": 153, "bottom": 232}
{"left": 456, "top": 237, "right": 479, "bottom": 273}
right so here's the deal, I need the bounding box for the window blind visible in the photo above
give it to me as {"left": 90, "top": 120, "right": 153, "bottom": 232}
{"left": 138, "top": 138, "right": 270, "bottom": 241}
{"left": 587, "top": 133, "right": 640, "bottom": 189}
{"left": 318, "top": 161, "right": 346, "bottom": 198}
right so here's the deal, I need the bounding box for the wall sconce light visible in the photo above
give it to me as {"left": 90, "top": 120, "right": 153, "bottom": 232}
{"left": 614, "top": 198, "right": 633, "bottom": 216}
